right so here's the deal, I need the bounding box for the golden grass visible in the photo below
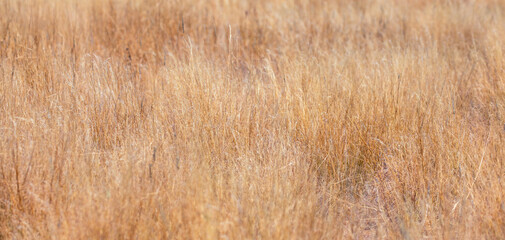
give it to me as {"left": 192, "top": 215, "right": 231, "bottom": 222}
{"left": 1, "top": 0, "right": 505, "bottom": 238}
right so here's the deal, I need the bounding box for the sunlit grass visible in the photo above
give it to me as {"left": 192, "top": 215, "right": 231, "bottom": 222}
{"left": 1, "top": 0, "right": 504, "bottom": 239}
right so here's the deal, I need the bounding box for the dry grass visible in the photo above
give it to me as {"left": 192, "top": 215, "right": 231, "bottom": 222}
{"left": 1, "top": 0, "right": 505, "bottom": 239}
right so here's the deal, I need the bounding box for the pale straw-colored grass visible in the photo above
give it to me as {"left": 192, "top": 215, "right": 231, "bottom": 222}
{"left": 1, "top": 0, "right": 504, "bottom": 239}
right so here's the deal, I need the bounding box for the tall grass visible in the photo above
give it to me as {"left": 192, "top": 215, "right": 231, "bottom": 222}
{"left": 1, "top": 0, "right": 505, "bottom": 238}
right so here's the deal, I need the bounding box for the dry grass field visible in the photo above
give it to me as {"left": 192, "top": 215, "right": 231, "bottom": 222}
{"left": 1, "top": 0, "right": 505, "bottom": 239}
